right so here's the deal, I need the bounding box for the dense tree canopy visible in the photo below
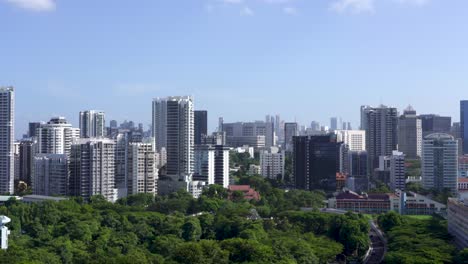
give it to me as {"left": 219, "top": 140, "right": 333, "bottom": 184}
{"left": 0, "top": 177, "right": 372, "bottom": 263}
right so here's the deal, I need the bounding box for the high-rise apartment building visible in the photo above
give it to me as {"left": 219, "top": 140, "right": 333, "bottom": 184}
{"left": 69, "top": 138, "right": 116, "bottom": 202}
{"left": 398, "top": 106, "right": 422, "bottom": 159}
{"left": 79, "top": 110, "right": 105, "bottom": 138}
{"left": 194, "top": 145, "right": 230, "bottom": 188}
{"left": 18, "top": 139, "right": 35, "bottom": 184}
{"left": 260, "top": 148, "right": 285, "bottom": 180}
{"left": 0, "top": 87, "right": 14, "bottom": 194}
{"left": 36, "top": 117, "right": 80, "bottom": 156}
{"left": 284, "top": 122, "right": 298, "bottom": 152}
{"left": 389, "top": 151, "right": 406, "bottom": 191}
{"left": 293, "top": 134, "right": 344, "bottom": 192}
{"left": 422, "top": 133, "right": 458, "bottom": 194}
{"left": 127, "top": 142, "right": 158, "bottom": 195}
{"left": 334, "top": 130, "right": 366, "bottom": 151}
{"left": 461, "top": 101, "right": 468, "bottom": 154}
{"left": 32, "top": 154, "right": 68, "bottom": 196}
{"left": 152, "top": 98, "right": 167, "bottom": 151}
{"left": 361, "top": 105, "right": 398, "bottom": 174}
{"left": 194, "top": 110, "right": 208, "bottom": 145}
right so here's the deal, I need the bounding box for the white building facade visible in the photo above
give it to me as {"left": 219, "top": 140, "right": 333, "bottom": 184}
{"left": 260, "top": 147, "right": 285, "bottom": 180}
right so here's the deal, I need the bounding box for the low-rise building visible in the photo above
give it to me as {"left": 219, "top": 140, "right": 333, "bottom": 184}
{"left": 228, "top": 185, "right": 260, "bottom": 201}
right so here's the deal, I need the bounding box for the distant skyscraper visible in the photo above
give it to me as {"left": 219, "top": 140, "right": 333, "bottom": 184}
{"left": 37, "top": 117, "right": 80, "bottom": 156}
{"left": 194, "top": 110, "right": 208, "bottom": 145}
{"left": 69, "top": 138, "right": 116, "bottom": 202}
{"left": 330, "top": 117, "right": 338, "bottom": 131}
{"left": 422, "top": 133, "right": 458, "bottom": 194}
{"left": 348, "top": 151, "right": 368, "bottom": 177}
{"left": 284, "top": 122, "right": 298, "bottom": 152}
{"left": 419, "top": 114, "right": 451, "bottom": 136}
{"left": 223, "top": 121, "right": 275, "bottom": 148}
{"left": 461, "top": 101, "right": 468, "bottom": 154}
{"left": 218, "top": 117, "right": 224, "bottom": 132}
{"left": 28, "top": 122, "right": 43, "bottom": 138}
{"left": 362, "top": 105, "right": 398, "bottom": 173}
{"left": 389, "top": 151, "right": 406, "bottom": 191}
{"left": 0, "top": 87, "right": 14, "bottom": 194}
{"left": 127, "top": 142, "right": 158, "bottom": 195}
{"left": 79, "top": 110, "right": 105, "bottom": 138}
{"left": 32, "top": 154, "right": 68, "bottom": 196}
{"left": 293, "top": 134, "right": 344, "bottom": 192}
{"left": 310, "top": 121, "right": 320, "bottom": 131}
{"left": 110, "top": 120, "right": 118, "bottom": 128}
{"left": 398, "top": 106, "right": 422, "bottom": 159}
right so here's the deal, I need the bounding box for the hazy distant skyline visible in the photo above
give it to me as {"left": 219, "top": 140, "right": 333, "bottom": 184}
{"left": 2, "top": 0, "right": 468, "bottom": 138}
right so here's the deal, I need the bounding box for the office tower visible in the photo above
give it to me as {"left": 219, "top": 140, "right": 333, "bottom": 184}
{"left": 79, "top": 110, "right": 105, "bottom": 138}
{"left": 127, "top": 142, "right": 158, "bottom": 195}
{"left": 165, "top": 96, "right": 194, "bottom": 181}
{"left": 18, "top": 139, "right": 35, "bottom": 184}
{"left": 194, "top": 110, "right": 208, "bottom": 145}
{"left": 110, "top": 120, "right": 118, "bottom": 128}
{"left": 69, "top": 138, "right": 116, "bottom": 202}
{"left": 37, "top": 117, "right": 80, "bottom": 156}
{"left": 284, "top": 122, "right": 298, "bottom": 152}
{"left": 462, "top": 101, "right": 468, "bottom": 154}
{"left": 28, "top": 122, "right": 43, "bottom": 138}
{"left": 398, "top": 106, "right": 422, "bottom": 159}
{"left": 362, "top": 105, "right": 398, "bottom": 174}
{"left": 389, "top": 151, "right": 406, "bottom": 191}
{"left": 451, "top": 122, "right": 461, "bottom": 139}
{"left": 218, "top": 117, "right": 224, "bottom": 132}
{"left": 223, "top": 121, "right": 275, "bottom": 148}
{"left": 152, "top": 98, "right": 168, "bottom": 151}
{"left": 202, "top": 131, "right": 226, "bottom": 145}
{"left": 330, "top": 117, "right": 338, "bottom": 131}
{"left": 32, "top": 154, "right": 68, "bottom": 196}
{"left": 334, "top": 130, "right": 366, "bottom": 151}
{"left": 194, "top": 144, "right": 230, "bottom": 188}
{"left": 0, "top": 87, "right": 14, "bottom": 194}
{"left": 342, "top": 122, "right": 347, "bottom": 130}
{"left": 419, "top": 114, "right": 452, "bottom": 136}
{"left": 293, "top": 134, "right": 344, "bottom": 192}
{"left": 348, "top": 151, "right": 368, "bottom": 177}
{"left": 260, "top": 148, "right": 285, "bottom": 180}
{"left": 310, "top": 121, "right": 320, "bottom": 132}
{"left": 347, "top": 122, "right": 352, "bottom": 130}
{"left": 275, "top": 115, "right": 283, "bottom": 143}
{"left": 422, "top": 133, "right": 458, "bottom": 194}
{"left": 360, "top": 105, "right": 371, "bottom": 130}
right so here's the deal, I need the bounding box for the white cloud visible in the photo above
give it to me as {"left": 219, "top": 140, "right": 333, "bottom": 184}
{"left": 395, "top": 0, "right": 429, "bottom": 6}
{"left": 283, "top": 6, "right": 297, "bottom": 15}
{"left": 220, "top": 0, "right": 243, "bottom": 4}
{"left": 5, "top": 0, "right": 55, "bottom": 11}
{"left": 330, "top": 0, "right": 374, "bottom": 14}
{"left": 240, "top": 6, "right": 254, "bottom": 16}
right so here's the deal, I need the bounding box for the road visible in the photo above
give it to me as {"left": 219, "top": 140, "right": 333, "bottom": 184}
{"left": 319, "top": 209, "right": 387, "bottom": 264}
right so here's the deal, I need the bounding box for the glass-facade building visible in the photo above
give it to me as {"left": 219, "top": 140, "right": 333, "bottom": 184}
{"left": 461, "top": 101, "right": 468, "bottom": 154}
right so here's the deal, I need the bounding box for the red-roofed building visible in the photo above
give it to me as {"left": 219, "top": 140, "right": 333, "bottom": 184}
{"left": 228, "top": 185, "right": 260, "bottom": 201}
{"left": 459, "top": 178, "right": 468, "bottom": 191}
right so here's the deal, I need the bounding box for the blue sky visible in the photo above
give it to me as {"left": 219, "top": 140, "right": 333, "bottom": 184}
{"left": 1, "top": 0, "right": 468, "bottom": 138}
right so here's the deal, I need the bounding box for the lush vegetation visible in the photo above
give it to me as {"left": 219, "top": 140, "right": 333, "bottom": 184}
{"left": 405, "top": 159, "right": 421, "bottom": 177}
{"left": 0, "top": 176, "right": 371, "bottom": 263}
{"left": 230, "top": 151, "right": 259, "bottom": 178}
{"left": 406, "top": 182, "right": 453, "bottom": 204}
{"left": 378, "top": 212, "right": 464, "bottom": 264}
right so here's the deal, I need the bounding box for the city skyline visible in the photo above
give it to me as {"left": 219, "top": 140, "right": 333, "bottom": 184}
{"left": 2, "top": 0, "right": 468, "bottom": 137}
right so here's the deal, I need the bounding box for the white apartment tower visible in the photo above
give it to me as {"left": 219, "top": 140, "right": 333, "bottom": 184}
{"left": 32, "top": 154, "right": 68, "bottom": 196}
{"left": 127, "top": 142, "right": 158, "bottom": 195}
{"left": 260, "top": 147, "right": 285, "bottom": 180}
{"left": 194, "top": 145, "right": 230, "bottom": 188}
{"left": 422, "top": 133, "right": 458, "bottom": 194}
{"left": 0, "top": 87, "right": 14, "bottom": 194}
{"left": 335, "top": 130, "right": 366, "bottom": 151}
{"left": 79, "top": 110, "right": 105, "bottom": 138}
{"left": 36, "top": 117, "right": 80, "bottom": 156}
{"left": 69, "top": 138, "right": 116, "bottom": 202}
{"left": 389, "top": 151, "right": 406, "bottom": 191}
